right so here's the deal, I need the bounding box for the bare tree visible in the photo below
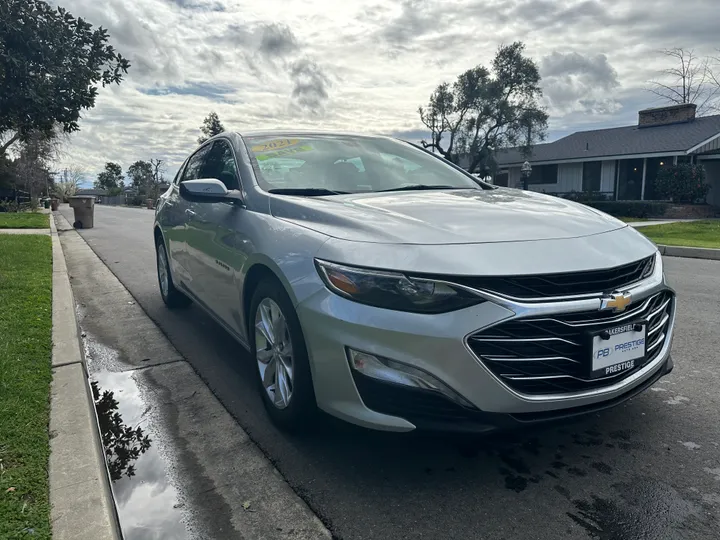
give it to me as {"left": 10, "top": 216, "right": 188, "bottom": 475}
{"left": 54, "top": 165, "right": 84, "bottom": 200}
{"left": 149, "top": 158, "right": 166, "bottom": 199}
{"left": 648, "top": 48, "right": 719, "bottom": 115}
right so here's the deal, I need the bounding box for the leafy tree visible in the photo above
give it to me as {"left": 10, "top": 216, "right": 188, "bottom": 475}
{"left": 0, "top": 0, "right": 130, "bottom": 156}
{"left": 198, "top": 111, "right": 225, "bottom": 144}
{"left": 95, "top": 162, "right": 124, "bottom": 195}
{"left": 91, "top": 381, "right": 151, "bottom": 482}
{"left": 1, "top": 129, "right": 60, "bottom": 197}
{"left": 418, "top": 42, "right": 548, "bottom": 176}
{"left": 126, "top": 160, "right": 153, "bottom": 193}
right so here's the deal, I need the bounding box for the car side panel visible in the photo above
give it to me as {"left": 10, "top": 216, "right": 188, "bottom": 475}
{"left": 229, "top": 212, "right": 330, "bottom": 342}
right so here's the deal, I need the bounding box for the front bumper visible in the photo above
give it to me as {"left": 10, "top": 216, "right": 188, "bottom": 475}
{"left": 297, "top": 267, "right": 675, "bottom": 433}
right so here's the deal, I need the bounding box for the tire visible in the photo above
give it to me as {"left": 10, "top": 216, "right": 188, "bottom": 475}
{"left": 156, "top": 241, "right": 191, "bottom": 308}
{"left": 249, "top": 278, "right": 317, "bottom": 431}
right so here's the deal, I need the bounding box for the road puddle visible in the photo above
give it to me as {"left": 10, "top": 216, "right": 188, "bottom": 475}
{"left": 92, "top": 370, "right": 188, "bottom": 540}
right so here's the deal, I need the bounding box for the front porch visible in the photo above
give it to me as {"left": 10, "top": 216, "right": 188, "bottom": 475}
{"left": 497, "top": 151, "right": 720, "bottom": 206}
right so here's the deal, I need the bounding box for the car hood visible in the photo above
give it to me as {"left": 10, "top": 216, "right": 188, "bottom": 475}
{"left": 270, "top": 188, "right": 626, "bottom": 245}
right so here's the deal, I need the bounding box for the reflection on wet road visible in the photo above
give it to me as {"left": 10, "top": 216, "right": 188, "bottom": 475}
{"left": 92, "top": 370, "right": 187, "bottom": 540}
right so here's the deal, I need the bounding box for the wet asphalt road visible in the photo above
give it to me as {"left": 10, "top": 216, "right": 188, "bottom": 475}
{"left": 60, "top": 204, "right": 720, "bottom": 540}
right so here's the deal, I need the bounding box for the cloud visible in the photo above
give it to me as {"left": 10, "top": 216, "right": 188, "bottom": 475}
{"left": 164, "top": 0, "right": 225, "bottom": 11}
{"left": 378, "top": 0, "right": 438, "bottom": 48}
{"left": 540, "top": 51, "right": 621, "bottom": 115}
{"left": 48, "top": 0, "right": 720, "bottom": 178}
{"left": 289, "top": 58, "right": 331, "bottom": 112}
{"left": 140, "top": 83, "right": 236, "bottom": 101}
{"left": 258, "top": 23, "right": 299, "bottom": 57}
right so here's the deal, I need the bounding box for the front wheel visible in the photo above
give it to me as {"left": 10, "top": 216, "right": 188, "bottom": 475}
{"left": 250, "top": 279, "right": 316, "bottom": 431}
{"left": 156, "top": 241, "right": 191, "bottom": 308}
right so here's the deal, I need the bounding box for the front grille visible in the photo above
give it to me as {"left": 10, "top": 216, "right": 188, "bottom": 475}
{"left": 467, "top": 290, "right": 674, "bottom": 395}
{"left": 450, "top": 256, "right": 655, "bottom": 300}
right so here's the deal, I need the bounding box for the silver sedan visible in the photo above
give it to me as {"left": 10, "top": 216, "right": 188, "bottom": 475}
{"left": 153, "top": 131, "right": 675, "bottom": 433}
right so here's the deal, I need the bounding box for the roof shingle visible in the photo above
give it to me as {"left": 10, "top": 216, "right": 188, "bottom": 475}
{"left": 495, "top": 114, "right": 720, "bottom": 166}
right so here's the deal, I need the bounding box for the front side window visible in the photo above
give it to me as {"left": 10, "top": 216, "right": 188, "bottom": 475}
{"left": 203, "top": 140, "right": 240, "bottom": 190}
{"left": 181, "top": 145, "right": 211, "bottom": 182}
{"left": 244, "top": 135, "right": 484, "bottom": 194}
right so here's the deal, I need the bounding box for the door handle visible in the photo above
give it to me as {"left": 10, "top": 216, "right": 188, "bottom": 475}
{"left": 185, "top": 209, "right": 196, "bottom": 218}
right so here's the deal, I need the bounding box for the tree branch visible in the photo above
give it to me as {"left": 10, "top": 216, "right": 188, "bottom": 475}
{"left": 0, "top": 133, "right": 21, "bottom": 156}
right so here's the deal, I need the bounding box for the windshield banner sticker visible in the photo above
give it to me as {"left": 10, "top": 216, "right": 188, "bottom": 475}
{"left": 255, "top": 144, "right": 314, "bottom": 161}
{"left": 251, "top": 138, "right": 301, "bottom": 153}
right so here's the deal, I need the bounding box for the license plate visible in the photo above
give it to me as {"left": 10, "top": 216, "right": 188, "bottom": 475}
{"left": 590, "top": 323, "right": 646, "bottom": 378}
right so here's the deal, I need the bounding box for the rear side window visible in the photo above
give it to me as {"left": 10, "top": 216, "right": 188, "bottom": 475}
{"left": 181, "top": 145, "right": 211, "bottom": 182}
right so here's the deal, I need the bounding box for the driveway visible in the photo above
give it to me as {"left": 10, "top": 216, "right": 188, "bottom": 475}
{"left": 60, "top": 203, "right": 720, "bottom": 540}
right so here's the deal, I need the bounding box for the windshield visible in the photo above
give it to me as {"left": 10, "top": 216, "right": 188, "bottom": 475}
{"left": 243, "top": 135, "right": 484, "bottom": 194}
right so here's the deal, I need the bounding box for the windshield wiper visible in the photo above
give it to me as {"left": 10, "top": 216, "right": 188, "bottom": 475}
{"left": 377, "top": 184, "right": 471, "bottom": 192}
{"left": 268, "top": 188, "right": 349, "bottom": 196}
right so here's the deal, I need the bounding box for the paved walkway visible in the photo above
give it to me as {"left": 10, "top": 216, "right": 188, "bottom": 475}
{"left": 628, "top": 219, "right": 699, "bottom": 228}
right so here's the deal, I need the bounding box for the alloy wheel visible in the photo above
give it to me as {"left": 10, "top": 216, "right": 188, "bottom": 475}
{"left": 157, "top": 244, "right": 169, "bottom": 298}
{"left": 255, "top": 298, "right": 294, "bottom": 409}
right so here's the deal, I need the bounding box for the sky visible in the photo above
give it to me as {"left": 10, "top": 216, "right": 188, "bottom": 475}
{"left": 51, "top": 0, "right": 720, "bottom": 186}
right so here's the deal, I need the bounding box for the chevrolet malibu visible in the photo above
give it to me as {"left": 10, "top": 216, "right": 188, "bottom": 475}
{"left": 153, "top": 131, "right": 675, "bottom": 433}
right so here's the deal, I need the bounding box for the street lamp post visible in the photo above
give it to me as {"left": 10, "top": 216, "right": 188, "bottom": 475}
{"left": 521, "top": 161, "right": 532, "bottom": 191}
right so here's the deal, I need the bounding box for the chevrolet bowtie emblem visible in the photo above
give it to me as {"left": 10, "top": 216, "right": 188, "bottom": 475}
{"left": 600, "top": 292, "right": 632, "bottom": 313}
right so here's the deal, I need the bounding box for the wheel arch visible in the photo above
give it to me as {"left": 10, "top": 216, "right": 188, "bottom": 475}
{"left": 242, "top": 262, "right": 289, "bottom": 335}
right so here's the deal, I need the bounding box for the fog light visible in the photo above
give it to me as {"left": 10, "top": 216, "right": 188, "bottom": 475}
{"left": 347, "top": 348, "right": 474, "bottom": 408}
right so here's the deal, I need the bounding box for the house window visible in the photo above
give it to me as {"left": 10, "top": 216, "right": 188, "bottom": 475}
{"left": 528, "top": 164, "right": 558, "bottom": 184}
{"left": 617, "top": 158, "right": 644, "bottom": 200}
{"left": 494, "top": 171, "right": 509, "bottom": 187}
{"left": 582, "top": 161, "right": 602, "bottom": 192}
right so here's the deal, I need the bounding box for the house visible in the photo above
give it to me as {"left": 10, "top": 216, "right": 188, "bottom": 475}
{"left": 76, "top": 188, "right": 108, "bottom": 197}
{"left": 494, "top": 104, "right": 720, "bottom": 206}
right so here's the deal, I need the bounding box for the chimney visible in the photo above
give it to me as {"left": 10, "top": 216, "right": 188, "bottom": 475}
{"left": 638, "top": 103, "right": 696, "bottom": 128}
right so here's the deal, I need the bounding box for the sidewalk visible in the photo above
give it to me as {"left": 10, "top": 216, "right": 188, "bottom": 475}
{"left": 48, "top": 213, "right": 121, "bottom": 539}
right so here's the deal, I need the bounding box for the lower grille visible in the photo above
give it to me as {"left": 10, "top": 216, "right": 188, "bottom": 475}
{"left": 467, "top": 290, "right": 674, "bottom": 395}
{"left": 351, "top": 372, "right": 490, "bottom": 430}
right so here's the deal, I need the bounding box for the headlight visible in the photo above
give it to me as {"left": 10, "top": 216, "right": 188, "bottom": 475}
{"left": 315, "top": 260, "right": 484, "bottom": 313}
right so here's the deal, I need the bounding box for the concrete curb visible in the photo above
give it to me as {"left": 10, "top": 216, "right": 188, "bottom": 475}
{"left": 48, "top": 213, "right": 121, "bottom": 540}
{"left": 657, "top": 244, "right": 720, "bottom": 261}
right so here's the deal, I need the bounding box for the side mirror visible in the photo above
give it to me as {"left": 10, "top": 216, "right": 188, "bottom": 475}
{"left": 179, "top": 178, "right": 242, "bottom": 204}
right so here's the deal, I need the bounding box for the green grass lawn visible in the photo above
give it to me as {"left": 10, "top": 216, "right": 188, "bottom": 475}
{"left": 639, "top": 220, "right": 720, "bottom": 249}
{"left": 0, "top": 235, "right": 53, "bottom": 540}
{"left": 0, "top": 213, "right": 49, "bottom": 229}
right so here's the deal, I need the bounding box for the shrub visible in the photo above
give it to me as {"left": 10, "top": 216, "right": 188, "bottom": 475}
{"left": 582, "top": 201, "right": 669, "bottom": 218}
{"left": 562, "top": 190, "right": 611, "bottom": 202}
{"left": 654, "top": 164, "right": 709, "bottom": 203}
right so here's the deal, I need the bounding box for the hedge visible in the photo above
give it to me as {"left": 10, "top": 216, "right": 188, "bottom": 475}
{"left": 582, "top": 200, "right": 670, "bottom": 218}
